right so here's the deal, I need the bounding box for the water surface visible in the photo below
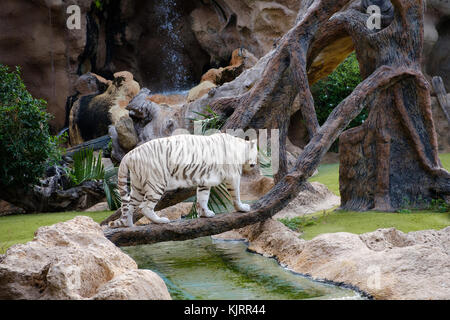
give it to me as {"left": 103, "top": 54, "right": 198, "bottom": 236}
{"left": 122, "top": 237, "right": 365, "bottom": 300}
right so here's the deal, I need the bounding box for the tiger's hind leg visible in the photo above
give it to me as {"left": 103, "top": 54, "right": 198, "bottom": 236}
{"left": 108, "top": 187, "right": 144, "bottom": 228}
{"left": 196, "top": 186, "right": 215, "bottom": 218}
{"left": 141, "top": 182, "right": 170, "bottom": 224}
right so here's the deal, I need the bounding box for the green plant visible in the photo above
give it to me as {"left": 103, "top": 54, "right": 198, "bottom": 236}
{"left": 279, "top": 215, "right": 319, "bottom": 233}
{"left": 188, "top": 105, "right": 227, "bottom": 135}
{"left": 0, "top": 65, "right": 61, "bottom": 189}
{"left": 429, "top": 199, "right": 450, "bottom": 213}
{"left": 311, "top": 53, "right": 363, "bottom": 151}
{"left": 67, "top": 148, "right": 121, "bottom": 210}
{"left": 67, "top": 148, "right": 104, "bottom": 186}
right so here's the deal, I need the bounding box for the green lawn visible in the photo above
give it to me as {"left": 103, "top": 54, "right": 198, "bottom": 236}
{"left": 1, "top": 154, "right": 449, "bottom": 254}
{"left": 0, "top": 211, "right": 112, "bottom": 254}
{"left": 280, "top": 210, "right": 450, "bottom": 240}
{"left": 291, "top": 153, "right": 450, "bottom": 239}
{"left": 309, "top": 162, "right": 340, "bottom": 195}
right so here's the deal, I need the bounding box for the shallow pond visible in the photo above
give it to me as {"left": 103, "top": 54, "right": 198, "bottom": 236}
{"left": 122, "top": 237, "right": 366, "bottom": 300}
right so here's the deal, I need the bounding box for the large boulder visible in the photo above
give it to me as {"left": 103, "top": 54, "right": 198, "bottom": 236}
{"left": 0, "top": 216, "right": 171, "bottom": 300}
{"left": 187, "top": 81, "right": 217, "bottom": 102}
{"left": 190, "top": 0, "right": 300, "bottom": 64}
{"left": 69, "top": 71, "right": 140, "bottom": 146}
{"left": 200, "top": 48, "right": 258, "bottom": 86}
{"left": 0, "top": 0, "right": 93, "bottom": 130}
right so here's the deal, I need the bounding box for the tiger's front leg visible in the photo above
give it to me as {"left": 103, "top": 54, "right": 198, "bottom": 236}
{"left": 196, "top": 186, "right": 215, "bottom": 218}
{"left": 226, "top": 176, "right": 251, "bottom": 212}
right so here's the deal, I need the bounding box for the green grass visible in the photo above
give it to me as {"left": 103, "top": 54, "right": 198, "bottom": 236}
{"left": 286, "top": 153, "right": 450, "bottom": 239}
{"left": 309, "top": 163, "right": 340, "bottom": 195}
{"left": 440, "top": 153, "right": 450, "bottom": 170}
{"left": 0, "top": 211, "right": 112, "bottom": 254}
{"left": 280, "top": 209, "right": 450, "bottom": 240}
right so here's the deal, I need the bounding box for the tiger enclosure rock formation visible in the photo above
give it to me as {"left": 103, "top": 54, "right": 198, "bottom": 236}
{"left": 0, "top": 0, "right": 448, "bottom": 134}
{"left": 0, "top": 216, "right": 171, "bottom": 300}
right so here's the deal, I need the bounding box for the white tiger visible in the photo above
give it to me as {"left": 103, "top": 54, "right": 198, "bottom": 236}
{"left": 109, "top": 133, "right": 258, "bottom": 228}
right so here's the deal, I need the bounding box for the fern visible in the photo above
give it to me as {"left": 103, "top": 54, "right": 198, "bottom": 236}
{"left": 67, "top": 148, "right": 121, "bottom": 210}
{"left": 103, "top": 167, "right": 121, "bottom": 210}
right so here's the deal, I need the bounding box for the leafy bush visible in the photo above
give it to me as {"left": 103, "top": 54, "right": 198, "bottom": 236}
{"left": 0, "top": 65, "right": 61, "bottom": 189}
{"left": 311, "top": 52, "right": 365, "bottom": 131}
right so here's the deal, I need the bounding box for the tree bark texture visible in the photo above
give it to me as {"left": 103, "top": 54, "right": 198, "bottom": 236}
{"left": 338, "top": 0, "right": 450, "bottom": 211}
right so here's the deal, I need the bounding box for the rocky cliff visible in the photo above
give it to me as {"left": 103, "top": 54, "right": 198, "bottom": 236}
{"left": 0, "top": 0, "right": 449, "bottom": 132}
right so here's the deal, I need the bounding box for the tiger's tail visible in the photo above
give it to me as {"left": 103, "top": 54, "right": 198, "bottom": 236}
{"left": 108, "top": 154, "right": 133, "bottom": 228}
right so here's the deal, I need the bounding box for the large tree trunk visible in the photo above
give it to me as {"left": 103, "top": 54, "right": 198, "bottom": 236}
{"left": 104, "top": 0, "right": 450, "bottom": 246}
{"left": 338, "top": 0, "right": 450, "bottom": 211}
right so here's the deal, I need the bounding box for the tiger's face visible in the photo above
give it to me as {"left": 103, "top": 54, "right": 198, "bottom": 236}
{"left": 243, "top": 140, "right": 258, "bottom": 172}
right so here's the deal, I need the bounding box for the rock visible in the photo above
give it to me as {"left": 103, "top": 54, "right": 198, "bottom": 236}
{"left": 1, "top": 0, "right": 447, "bottom": 133}
{"left": 200, "top": 48, "right": 258, "bottom": 85}
{"left": 75, "top": 73, "right": 110, "bottom": 96}
{"left": 69, "top": 72, "right": 140, "bottom": 146}
{"left": 274, "top": 182, "right": 340, "bottom": 219}
{"left": 0, "top": 216, "right": 171, "bottom": 300}
{"left": 190, "top": 1, "right": 300, "bottom": 64}
{"left": 0, "top": 200, "right": 25, "bottom": 217}
{"left": 240, "top": 175, "right": 275, "bottom": 201}
{"left": 110, "top": 88, "right": 186, "bottom": 162}
{"left": 0, "top": 0, "right": 93, "bottom": 130}
{"left": 84, "top": 202, "right": 109, "bottom": 212}
{"left": 359, "top": 228, "right": 415, "bottom": 252}
{"left": 137, "top": 202, "right": 193, "bottom": 225}
{"left": 148, "top": 94, "right": 187, "bottom": 107}
{"left": 93, "top": 269, "right": 171, "bottom": 300}
{"left": 187, "top": 81, "right": 217, "bottom": 102}
{"left": 115, "top": 115, "right": 139, "bottom": 151}
{"left": 5, "top": 180, "right": 106, "bottom": 214}
{"left": 222, "top": 220, "right": 450, "bottom": 300}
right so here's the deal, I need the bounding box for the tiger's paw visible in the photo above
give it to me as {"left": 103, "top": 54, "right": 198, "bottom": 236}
{"left": 151, "top": 216, "right": 171, "bottom": 224}
{"left": 108, "top": 220, "right": 134, "bottom": 229}
{"left": 156, "top": 217, "right": 171, "bottom": 224}
{"left": 236, "top": 203, "right": 251, "bottom": 212}
{"left": 200, "top": 209, "right": 216, "bottom": 218}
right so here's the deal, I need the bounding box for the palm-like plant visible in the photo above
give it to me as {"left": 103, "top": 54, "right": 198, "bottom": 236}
{"left": 67, "top": 148, "right": 121, "bottom": 210}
